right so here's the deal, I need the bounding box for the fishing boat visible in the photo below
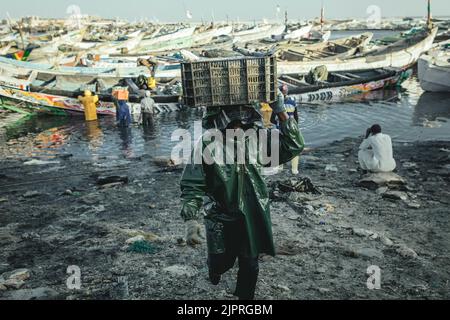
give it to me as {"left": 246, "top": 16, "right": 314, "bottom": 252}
{"left": 260, "top": 25, "right": 319, "bottom": 44}
{"left": 280, "top": 68, "right": 410, "bottom": 103}
{"left": 0, "top": 75, "right": 181, "bottom": 116}
{"left": 232, "top": 24, "right": 286, "bottom": 44}
{"left": 133, "top": 26, "right": 196, "bottom": 53}
{"left": 0, "top": 54, "right": 150, "bottom": 81}
{"left": 308, "top": 29, "right": 331, "bottom": 43}
{"left": 284, "top": 25, "right": 312, "bottom": 40}
{"left": 307, "top": 5, "right": 331, "bottom": 42}
{"left": 0, "top": 34, "right": 17, "bottom": 44}
{"left": 278, "top": 27, "right": 438, "bottom": 75}
{"left": 71, "top": 32, "right": 145, "bottom": 57}
{"left": 0, "top": 43, "right": 12, "bottom": 55}
{"left": 279, "top": 33, "right": 373, "bottom": 61}
{"left": 26, "top": 30, "right": 86, "bottom": 61}
{"left": 74, "top": 27, "right": 161, "bottom": 51}
{"left": 418, "top": 41, "right": 450, "bottom": 92}
{"left": 434, "top": 29, "right": 450, "bottom": 43}
{"left": 227, "top": 32, "right": 372, "bottom": 64}
{"left": 191, "top": 25, "right": 233, "bottom": 47}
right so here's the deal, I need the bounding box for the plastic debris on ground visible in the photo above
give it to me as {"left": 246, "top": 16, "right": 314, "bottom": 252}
{"left": 127, "top": 240, "right": 161, "bottom": 254}
{"left": 274, "top": 177, "right": 321, "bottom": 194}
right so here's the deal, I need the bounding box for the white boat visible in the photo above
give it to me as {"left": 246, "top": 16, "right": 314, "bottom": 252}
{"left": 233, "top": 24, "right": 285, "bottom": 43}
{"left": 134, "top": 26, "right": 196, "bottom": 53}
{"left": 278, "top": 27, "right": 438, "bottom": 75}
{"left": 0, "top": 34, "right": 18, "bottom": 43}
{"left": 0, "top": 55, "right": 150, "bottom": 80}
{"left": 192, "top": 25, "right": 233, "bottom": 46}
{"left": 0, "top": 43, "right": 12, "bottom": 55}
{"left": 418, "top": 41, "right": 450, "bottom": 92}
{"left": 309, "top": 29, "right": 331, "bottom": 42}
{"left": 88, "top": 32, "right": 145, "bottom": 55}
{"left": 27, "top": 30, "right": 85, "bottom": 60}
{"left": 279, "top": 33, "right": 373, "bottom": 62}
{"left": 71, "top": 27, "right": 161, "bottom": 53}
{"left": 28, "top": 54, "right": 79, "bottom": 66}
{"left": 85, "top": 58, "right": 180, "bottom": 80}
{"left": 284, "top": 25, "right": 313, "bottom": 40}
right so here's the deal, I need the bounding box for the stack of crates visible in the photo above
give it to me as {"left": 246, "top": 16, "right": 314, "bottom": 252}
{"left": 181, "top": 56, "right": 277, "bottom": 107}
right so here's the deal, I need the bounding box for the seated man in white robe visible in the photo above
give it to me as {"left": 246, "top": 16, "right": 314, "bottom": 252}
{"left": 358, "top": 124, "right": 396, "bottom": 173}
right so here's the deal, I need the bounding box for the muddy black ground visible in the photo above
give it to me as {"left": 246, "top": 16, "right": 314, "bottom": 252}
{"left": 0, "top": 136, "right": 449, "bottom": 300}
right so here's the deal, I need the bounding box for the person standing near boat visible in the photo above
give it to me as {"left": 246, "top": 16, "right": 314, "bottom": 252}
{"left": 139, "top": 91, "right": 156, "bottom": 127}
{"left": 358, "top": 124, "right": 396, "bottom": 173}
{"left": 117, "top": 100, "right": 132, "bottom": 127}
{"left": 272, "top": 84, "right": 301, "bottom": 174}
{"left": 78, "top": 90, "right": 98, "bottom": 122}
{"left": 112, "top": 96, "right": 120, "bottom": 122}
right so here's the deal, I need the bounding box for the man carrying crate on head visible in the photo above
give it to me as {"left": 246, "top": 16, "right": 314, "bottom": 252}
{"left": 179, "top": 81, "right": 305, "bottom": 299}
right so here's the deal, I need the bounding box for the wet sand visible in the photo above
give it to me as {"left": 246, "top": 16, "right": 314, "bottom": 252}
{"left": 0, "top": 133, "right": 449, "bottom": 300}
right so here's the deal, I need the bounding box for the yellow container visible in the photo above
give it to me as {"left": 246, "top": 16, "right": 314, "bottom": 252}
{"left": 148, "top": 77, "right": 157, "bottom": 90}
{"left": 260, "top": 103, "right": 273, "bottom": 128}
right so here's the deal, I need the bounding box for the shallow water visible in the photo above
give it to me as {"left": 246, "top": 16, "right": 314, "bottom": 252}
{"left": 4, "top": 29, "right": 449, "bottom": 162}
{"left": 2, "top": 75, "right": 450, "bottom": 161}
{"left": 300, "top": 76, "right": 450, "bottom": 146}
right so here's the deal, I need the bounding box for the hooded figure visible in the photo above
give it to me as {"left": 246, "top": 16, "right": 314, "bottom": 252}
{"left": 117, "top": 100, "right": 131, "bottom": 127}
{"left": 78, "top": 90, "right": 99, "bottom": 121}
{"left": 179, "top": 95, "right": 305, "bottom": 300}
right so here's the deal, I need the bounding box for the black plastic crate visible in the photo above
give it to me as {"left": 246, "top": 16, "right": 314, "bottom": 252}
{"left": 181, "top": 56, "right": 277, "bottom": 107}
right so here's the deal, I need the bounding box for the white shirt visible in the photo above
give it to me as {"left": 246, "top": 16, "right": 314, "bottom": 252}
{"left": 359, "top": 133, "right": 396, "bottom": 172}
{"left": 140, "top": 97, "right": 155, "bottom": 114}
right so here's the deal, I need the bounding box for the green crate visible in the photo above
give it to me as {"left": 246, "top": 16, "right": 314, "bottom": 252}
{"left": 181, "top": 56, "right": 277, "bottom": 107}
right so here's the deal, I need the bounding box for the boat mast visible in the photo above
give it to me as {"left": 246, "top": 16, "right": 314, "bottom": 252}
{"left": 320, "top": 0, "right": 325, "bottom": 32}
{"left": 276, "top": 5, "right": 281, "bottom": 23}
{"left": 18, "top": 21, "right": 25, "bottom": 51}
{"left": 427, "top": 0, "right": 432, "bottom": 30}
{"left": 320, "top": 5, "right": 325, "bottom": 31}
{"left": 285, "top": 10, "right": 288, "bottom": 31}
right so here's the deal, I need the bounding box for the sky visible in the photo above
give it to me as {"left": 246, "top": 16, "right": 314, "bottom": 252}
{"left": 2, "top": 0, "right": 449, "bottom": 22}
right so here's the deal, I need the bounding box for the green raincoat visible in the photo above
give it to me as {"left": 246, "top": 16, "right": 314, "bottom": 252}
{"left": 180, "top": 114, "right": 305, "bottom": 258}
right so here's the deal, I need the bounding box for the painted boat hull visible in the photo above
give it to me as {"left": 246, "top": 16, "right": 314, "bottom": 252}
{"left": 0, "top": 85, "right": 116, "bottom": 116}
{"left": 285, "top": 69, "right": 408, "bottom": 103}
{"left": 0, "top": 84, "right": 182, "bottom": 117}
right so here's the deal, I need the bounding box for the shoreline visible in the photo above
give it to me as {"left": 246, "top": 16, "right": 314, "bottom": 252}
{"left": 0, "top": 109, "right": 30, "bottom": 143}
{"left": 0, "top": 135, "right": 449, "bottom": 300}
